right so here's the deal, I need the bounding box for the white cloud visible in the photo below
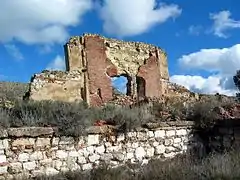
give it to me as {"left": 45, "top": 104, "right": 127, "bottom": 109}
{"left": 188, "top": 25, "right": 202, "bottom": 36}
{"left": 100, "top": 0, "right": 182, "bottom": 37}
{"left": 210, "top": 10, "right": 240, "bottom": 38}
{"left": 0, "top": 0, "right": 92, "bottom": 44}
{"left": 170, "top": 75, "right": 237, "bottom": 96}
{"left": 4, "top": 44, "right": 24, "bottom": 60}
{"left": 171, "top": 44, "right": 240, "bottom": 96}
{"left": 46, "top": 55, "right": 66, "bottom": 71}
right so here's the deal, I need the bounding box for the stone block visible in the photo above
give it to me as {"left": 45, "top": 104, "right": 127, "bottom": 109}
{"left": 56, "top": 150, "right": 68, "bottom": 159}
{"left": 35, "top": 138, "right": 51, "bottom": 148}
{"left": 18, "top": 153, "right": 29, "bottom": 162}
{"left": 30, "top": 151, "right": 43, "bottom": 161}
{"left": 89, "top": 154, "right": 100, "bottom": 163}
{"left": 112, "top": 152, "right": 124, "bottom": 162}
{"left": 0, "top": 155, "right": 6, "bottom": 164}
{"left": 53, "top": 160, "right": 62, "bottom": 170}
{"left": 82, "top": 163, "right": 92, "bottom": 171}
{"left": 12, "top": 138, "right": 35, "bottom": 148}
{"left": 100, "top": 153, "right": 113, "bottom": 161}
{"left": 69, "top": 151, "right": 79, "bottom": 157}
{"left": 59, "top": 137, "right": 75, "bottom": 145}
{"left": 86, "top": 146, "right": 94, "bottom": 155}
{"left": 155, "top": 145, "right": 165, "bottom": 155}
{"left": 77, "top": 156, "right": 87, "bottom": 164}
{"left": 164, "top": 139, "right": 173, "bottom": 146}
{"left": 95, "top": 145, "right": 105, "bottom": 154}
{"left": 165, "top": 146, "right": 176, "bottom": 153}
{"left": 176, "top": 129, "right": 187, "bottom": 136}
{"left": 0, "top": 166, "right": 7, "bottom": 175}
{"left": 40, "top": 159, "right": 53, "bottom": 167}
{"left": 0, "top": 140, "right": 8, "bottom": 150}
{"left": 45, "top": 167, "right": 59, "bottom": 176}
{"left": 173, "top": 138, "right": 182, "bottom": 144}
{"left": 117, "top": 134, "right": 125, "bottom": 142}
{"left": 52, "top": 137, "right": 60, "bottom": 146}
{"left": 135, "top": 147, "right": 146, "bottom": 161}
{"left": 166, "top": 130, "right": 175, "bottom": 137}
{"left": 146, "top": 147, "right": 155, "bottom": 158}
{"left": 8, "top": 127, "right": 54, "bottom": 137}
{"left": 87, "top": 135, "right": 99, "bottom": 146}
{"left": 154, "top": 130, "right": 165, "bottom": 138}
{"left": 23, "top": 161, "right": 36, "bottom": 171}
{"left": 147, "top": 131, "right": 154, "bottom": 138}
{"left": 8, "top": 162, "right": 22, "bottom": 173}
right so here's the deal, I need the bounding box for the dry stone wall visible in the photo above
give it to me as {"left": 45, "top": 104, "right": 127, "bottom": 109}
{"left": 0, "top": 122, "right": 199, "bottom": 179}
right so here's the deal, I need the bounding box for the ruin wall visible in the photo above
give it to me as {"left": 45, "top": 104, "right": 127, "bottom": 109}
{"left": 0, "top": 122, "right": 197, "bottom": 179}
{"left": 27, "top": 70, "right": 85, "bottom": 103}
{"left": 27, "top": 34, "right": 170, "bottom": 106}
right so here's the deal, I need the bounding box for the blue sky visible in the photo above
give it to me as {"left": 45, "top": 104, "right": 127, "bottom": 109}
{"left": 1, "top": 0, "right": 240, "bottom": 95}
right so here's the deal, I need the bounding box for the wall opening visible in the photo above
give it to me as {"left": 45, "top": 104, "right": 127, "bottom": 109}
{"left": 136, "top": 76, "right": 146, "bottom": 100}
{"left": 111, "top": 74, "right": 131, "bottom": 96}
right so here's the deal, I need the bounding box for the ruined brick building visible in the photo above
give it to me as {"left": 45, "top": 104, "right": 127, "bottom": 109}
{"left": 26, "top": 34, "right": 171, "bottom": 106}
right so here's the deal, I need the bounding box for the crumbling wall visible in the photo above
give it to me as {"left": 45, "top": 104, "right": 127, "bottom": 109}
{"left": 27, "top": 70, "right": 85, "bottom": 102}
{"left": 27, "top": 34, "right": 170, "bottom": 106}
{"left": 64, "top": 34, "right": 169, "bottom": 106}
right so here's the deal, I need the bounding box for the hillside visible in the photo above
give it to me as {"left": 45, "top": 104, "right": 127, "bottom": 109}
{"left": 0, "top": 81, "right": 29, "bottom": 100}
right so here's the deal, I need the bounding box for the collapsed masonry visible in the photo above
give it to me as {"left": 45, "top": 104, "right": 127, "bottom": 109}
{"left": 26, "top": 34, "right": 172, "bottom": 106}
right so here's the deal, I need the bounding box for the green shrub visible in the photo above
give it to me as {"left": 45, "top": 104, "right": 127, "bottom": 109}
{"left": 0, "top": 100, "right": 153, "bottom": 136}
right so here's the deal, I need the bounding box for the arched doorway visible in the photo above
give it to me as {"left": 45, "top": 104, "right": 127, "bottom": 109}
{"left": 111, "top": 74, "right": 132, "bottom": 96}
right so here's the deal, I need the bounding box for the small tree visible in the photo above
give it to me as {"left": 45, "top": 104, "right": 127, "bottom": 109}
{"left": 233, "top": 70, "right": 240, "bottom": 100}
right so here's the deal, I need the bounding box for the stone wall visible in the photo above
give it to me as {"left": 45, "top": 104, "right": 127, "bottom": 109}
{"left": 27, "top": 33, "right": 170, "bottom": 106}
{"left": 26, "top": 70, "right": 85, "bottom": 102}
{"left": 199, "top": 120, "right": 240, "bottom": 153}
{"left": 0, "top": 122, "right": 198, "bottom": 179}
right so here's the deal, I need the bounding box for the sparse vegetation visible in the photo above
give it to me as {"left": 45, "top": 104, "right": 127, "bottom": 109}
{"left": 0, "top": 81, "right": 240, "bottom": 179}
{"left": 0, "top": 81, "right": 29, "bottom": 101}
{"left": 22, "top": 149, "right": 240, "bottom": 180}
{"left": 0, "top": 81, "right": 236, "bottom": 136}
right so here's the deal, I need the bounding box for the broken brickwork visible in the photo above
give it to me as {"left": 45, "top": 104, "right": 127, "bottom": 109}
{"left": 27, "top": 34, "right": 170, "bottom": 106}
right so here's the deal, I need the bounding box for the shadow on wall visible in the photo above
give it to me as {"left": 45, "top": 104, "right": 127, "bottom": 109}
{"left": 194, "top": 119, "right": 240, "bottom": 155}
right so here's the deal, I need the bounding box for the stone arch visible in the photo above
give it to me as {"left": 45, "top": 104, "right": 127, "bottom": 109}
{"left": 111, "top": 73, "right": 132, "bottom": 96}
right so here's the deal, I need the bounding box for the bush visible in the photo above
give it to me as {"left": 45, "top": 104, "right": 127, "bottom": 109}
{"left": 0, "top": 81, "right": 28, "bottom": 101}
{"left": 186, "top": 98, "right": 234, "bottom": 129}
{"left": 0, "top": 100, "right": 154, "bottom": 136}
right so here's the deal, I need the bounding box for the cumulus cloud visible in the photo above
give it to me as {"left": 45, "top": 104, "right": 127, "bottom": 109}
{"left": 210, "top": 10, "right": 240, "bottom": 38}
{"left": 170, "top": 75, "right": 237, "bottom": 96}
{"left": 4, "top": 44, "right": 24, "bottom": 60}
{"left": 171, "top": 44, "right": 240, "bottom": 96}
{"left": 0, "top": 0, "right": 92, "bottom": 44}
{"left": 100, "top": 0, "right": 182, "bottom": 37}
{"left": 46, "top": 55, "right": 66, "bottom": 71}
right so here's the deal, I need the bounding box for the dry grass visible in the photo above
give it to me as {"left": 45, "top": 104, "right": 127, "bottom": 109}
{"left": 26, "top": 150, "right": 240, "bottom": 180}
{"left": 0, "top": 100, "right": 154, "bottom": 136}
{"left": 0, "top": 81, "right": 29, "bottom": 101}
